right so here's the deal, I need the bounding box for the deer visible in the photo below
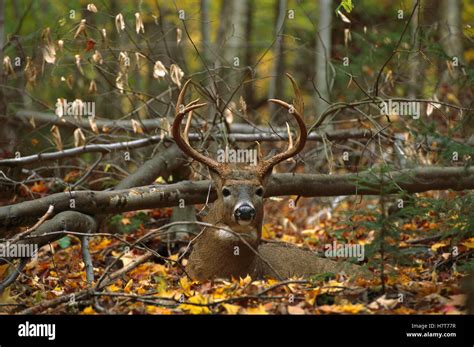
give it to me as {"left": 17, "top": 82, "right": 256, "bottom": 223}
{"left": 172, "top": 74, "right": 371, "bottom": 281}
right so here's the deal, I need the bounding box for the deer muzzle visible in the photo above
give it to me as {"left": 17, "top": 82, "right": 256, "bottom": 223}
{"left": 233, "top": 203, "right": 256, "bottom": 225}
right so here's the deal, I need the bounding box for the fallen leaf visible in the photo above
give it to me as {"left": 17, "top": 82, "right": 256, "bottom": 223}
{"left": 287, "top": 305, "right": 305, "bottom": 314}
{"left": 179, "top": 295, "right": 210, "bottom": 314}
{"left": 222, "top": 303, "right": 240, "bottom": 314}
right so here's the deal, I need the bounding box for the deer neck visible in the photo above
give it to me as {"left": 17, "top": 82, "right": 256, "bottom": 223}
{"left": 186, "top": 206, "right": 262, "bottom": 280}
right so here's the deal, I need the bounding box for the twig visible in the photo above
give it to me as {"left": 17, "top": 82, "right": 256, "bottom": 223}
{"left": 10, "top": 204, "right": 54, "bottom": 243}
{"left": 81, "top": 235, "right": 94, "bottom": 284}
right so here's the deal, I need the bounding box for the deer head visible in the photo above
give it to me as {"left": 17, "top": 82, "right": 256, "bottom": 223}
{"left": 172, "top": 74, "right": 307, "bottom": 244}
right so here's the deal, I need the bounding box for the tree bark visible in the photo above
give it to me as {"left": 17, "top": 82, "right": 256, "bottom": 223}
{"left": 200, "top": 0, "right": 211, "bottom": 65}
{"left": 268, "top": 0, "right": 287, "bottom": 124}
{"left": 314, "top": 0, "right": 333, "bottom": 119}
{"left": 2, "top": 166, "right": 472, "bottom": 229}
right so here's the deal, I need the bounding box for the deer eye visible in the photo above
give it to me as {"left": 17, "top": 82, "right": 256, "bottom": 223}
{"left": 222, "top": 187, "right": 231, "bottom": 197}
{"left": 255, "top": 187, "right": 264, "bottom": 197}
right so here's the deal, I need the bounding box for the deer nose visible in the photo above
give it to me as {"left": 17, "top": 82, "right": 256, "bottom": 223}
{"left": 234, "top": 204, "right": 256, "bottom": 222}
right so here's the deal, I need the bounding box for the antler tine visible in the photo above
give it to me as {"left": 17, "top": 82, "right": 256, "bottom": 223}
{"left": 172, "top": 80, "right": 222, "bottom": 173}
{"left": 259, "top": 73, "right": 307, "bottom": 177}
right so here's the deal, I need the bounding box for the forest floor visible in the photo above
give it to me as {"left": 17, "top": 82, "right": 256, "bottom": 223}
{"left": 1, "top": 190, "right": 473, "bottom": 314}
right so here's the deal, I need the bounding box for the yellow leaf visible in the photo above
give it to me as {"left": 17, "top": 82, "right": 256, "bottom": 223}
{"left": 239, "top": 274, "right": 252, "bottom": 287}
{"left": 0, "top": 287, "right": 19, "bottom": 305}
{"left": 319, "top": 303, "right": 365, "bottom": 314}
{"left": 446, "top": 93, "right": 460, "bottom": 105}
{"left": 262, "top": 224, "right": 273, "bottom": 238}
{"left": 462, "top": 238, "right": 474, "bottom": 249}
{"left": 146, "top": 305, "right": 172, "bottom": 314}
{"left": 222, "top": 303, "right": 241, "bottom": 314}
{"left": 154, "top": 176, "right": 166, "bottom": 184}
{"left": 137, "top": 287, "right": 147, "bottom": 295}
{"left": 124, "top": 279, "right": 133, "bottom": 293}
{"left": 179, "top": 295, "right": 210, "bottom": 314}
{"left": 121, "top": 217, "right": 131, "bottom": 225}
{"left": 82, "top": 306, "right": 97, "bottom": 315}
{"left": 431, "top": 242, "right": 448, "bottom": 251}
{"left": 107, "top": 283, "right": 121, "bottom": 292}
{"left": 245, "top": 304, "right": 268, "bottom": 315}
{"left": 281, "top": 234, "right": 296, "bottom": 243}
{"left": 179, "top": 277, "right": 193, "bottom": 295}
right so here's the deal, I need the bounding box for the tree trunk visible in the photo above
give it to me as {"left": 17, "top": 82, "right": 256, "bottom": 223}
{"left": 268, "top": 0, "right": 287, "bottom": 125}
{"left": 200, "top": 0, "right": 211, "bottom": 66}
{"left": 314, "top": 0, "right": 333, "bottom": 120}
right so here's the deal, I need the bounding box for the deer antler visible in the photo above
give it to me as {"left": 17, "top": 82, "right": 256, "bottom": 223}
{"left": 258, "top": 73, "right": 307, "bottom": 177}
{"left": 172, "top": 80, "right": 223, "bottom": 174}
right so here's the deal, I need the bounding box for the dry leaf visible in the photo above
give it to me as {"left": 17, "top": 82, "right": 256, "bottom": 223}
{"left": 41, "top": 28, "right": 56, "bottom": 64}
{"left": 88, "top": 80, "right": 97, "bottom": 94}
{"left": 87, "top": 3, "right": 97, "bottom": 13}
{"left": 245, "top": 304, "right": 268, "bottom": 314}
{"left": 73, "top": 128, "right": 86, "bottom": 147}
{"left": 135, "top": 12, "right": 145, "bottom": 34}
{"left": 426, "top": 102, "right": 434, "bottom": 116}
{"left": 131, "top": 119, "right": 144, "bottom": 134}
{"left": 116, "top": 71, "right": 128, "bottom": 93}
{"left": 169, "top": 63, "right": 184, "bottom": 87}
{"left": 74, "top": 19, "right": 87, "bottom": 39}
{"left": 153, "top": 60, "right": 167, "bottom": 79}
{"left": 92, "top": 50, "right": 103, "bottom": 64}
{"left": 82, "top": 306, "right": 97, "bottom": 315}
{"left": 368, "top": 294, "right": 399, "bottom": 310}
{"left": 50, "top": 125, "right": 63, "bottom": 151}
{"left": 222, "top": 303, "right": 240, "bottom": 314}
{"left": 101, "top": 28, "right": 107, "bottom": 41}
{"left": 287, "top": 305, "right": 305, "bottom": 315}
{"left": 344, "top": 28, "right": 351, "bottom": 47}
{"left": 462, "top": 237, "right": 474, "bottom": 249}
{"left": 431, "top": 242, "right": 448, "bottom": 252}
{"left": 3, "top": 56, "right": 15, "bottom": 76}
{"left": 24, "top": 56, "right": 37, "bottom": 84}
{"left": 115, "top": 13, "right": 125, "bottom": 34}
{"left": 75, "top": 54, "right": 84, "bottom": 75}
{"left": 239, "top": 96, "right": 247, "bottom": 113}
{"left": 118, "top": 51, "right": 130, "bottom": 69}
{"left": 124, "top": 279, "right": 134, "bottom": 293}
{"left": 177, "top": 28, "right": 182, "bottom": 44}
{"left": 89, "top": 115, "right": 99, "bottom": 133}
{"left": 179, "top": 295, "right": 210, "bottom": 314}
{"left": 135, "top": 52, "right": 145, "bottom": 67}
{"left": 223, "top": 101, "right": 236, "bottom": 124}
{"left": 337, "top": 10, "right": 351, "bottom": 23}
{"left": 55, "top": 98, "right": 65, "bottom": 118}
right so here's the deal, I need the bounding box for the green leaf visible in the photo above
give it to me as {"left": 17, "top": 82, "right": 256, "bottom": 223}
{"left": 336, "top": 0, "right": 354, "bottom": 14}
{"left": 58, "top": 236, "right": 71, "bottom": 249}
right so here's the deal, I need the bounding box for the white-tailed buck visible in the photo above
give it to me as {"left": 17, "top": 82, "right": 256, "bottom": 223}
{"left": 173, "top": 74, "right": 370, "bottom": 281}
